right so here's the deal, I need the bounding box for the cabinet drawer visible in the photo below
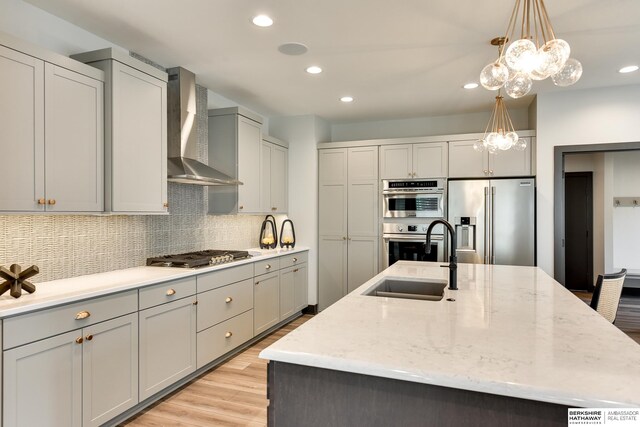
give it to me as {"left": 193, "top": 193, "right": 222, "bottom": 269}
{"left": 254, "top": 257, "right": 280, "bottom": 276}
{"left": 197, "top": 279, "right": 253, "bottom": 332}
{"left": 280, "top": 251, "right": 308, "bottom": 268}
{"left": 196, "top": 310, "right": 253, "bottom": 369}
{"left": 139, "top": 276, "right": 196, "bottom": 310}
{"left": 3, "top": 290, "right": 137, "bottom": 350}
{"left": 197, "top": 263, "right": 253, "bottom": 293}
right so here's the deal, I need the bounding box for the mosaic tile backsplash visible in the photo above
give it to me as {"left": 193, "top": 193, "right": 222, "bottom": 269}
{"left": 0, "top": 72, "right": 266, "bottom": 283}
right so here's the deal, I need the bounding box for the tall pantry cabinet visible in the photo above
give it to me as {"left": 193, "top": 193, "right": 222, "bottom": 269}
{"left": 318, "top": 147, "right": 379, "bottom": 311}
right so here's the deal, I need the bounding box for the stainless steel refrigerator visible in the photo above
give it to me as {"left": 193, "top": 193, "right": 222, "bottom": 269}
{"left": 448, "top": 178, "right": 535, "bottom": 266}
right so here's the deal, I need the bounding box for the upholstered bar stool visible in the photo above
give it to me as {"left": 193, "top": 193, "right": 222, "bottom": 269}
{"left": 590, "top": 269, "right": 627, "bottom": 323}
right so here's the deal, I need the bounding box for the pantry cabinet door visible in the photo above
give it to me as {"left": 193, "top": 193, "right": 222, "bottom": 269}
{"left": 0, "top": 45, "right": 45, "bottom": 211}
{"left": 44, "top": 63, "right": 104, "bottom": 212}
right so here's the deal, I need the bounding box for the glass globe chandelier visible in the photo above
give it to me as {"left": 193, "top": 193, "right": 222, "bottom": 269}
{"left": 474, "top": 92, "right": 526, "bottom": 153}
{"left": 479, "top": 0, "right": 582, "bottom": 98}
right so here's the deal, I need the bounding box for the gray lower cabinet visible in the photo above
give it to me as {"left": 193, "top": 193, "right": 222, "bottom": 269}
{"left": 139, "top": 296, "right": 197, "bottom": 401}
{"left": 3, "top": 313, "right": 138, "bottom": 427}
{"left": 279, "top": 267, "right": 296, "bottom": 320}
{"left": 82, "top": 313, "right": 138, "bottom": 427}
{"left": 281, "top": 263, "right": 309, "bottom": 316}
{"left": 197, "top": 310, "right": 254, "bottom": 369}
{"left": 293, "top": 263, "right": 309, "bottom": 312}
{"left": 254, "top": 271, "right": 280, "bottom": 335}
{"left": 4, "top": 330, "right": 82, "bottom": 427}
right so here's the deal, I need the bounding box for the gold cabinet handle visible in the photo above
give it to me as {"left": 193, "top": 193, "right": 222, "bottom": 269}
{"left": 193, "top": 300, "right": 198, "bottom": 306}
{"left": 293, "top": 268, "right": 299, "bottom": 273}
{"left": 225, "top": 297, "right": 233, "bottom": 303}
{"left": 75, "top": 337, "right": 84, "bottom": 344}
{"left": 271, "top": 207, "right": 277, "bottom": 211}
{"left": 85, "top": 334, "right": 93, "bottom": 341}
{"left": 255, "top": 281, "right": 260, "bottom": 286}
{"left": 225, "top": 332, "right": 233, "bottom": 338}
{"left": 292, "top": 257, "right": 298, "bottom": 262}
{"left": 37, "top": 198, "right": 46, "bottom": 205}
{"left": 75, "top": 311, "right": 90, "bottom": 320}
{"left": 163, "top": 202, "right": 169, "bottom": 208}
{"left": 483, "top": 170, "right": 488, "bottom": 175}
{"left": 265, "top": 264, "right": 271, "bottom": 270}
{"left": 239, "top": 205, "right": 244, "bottom": 210}
{"left": 47, "top": 199, "right": 56, "bottom": 205}
{"left": 489, "top": 170, "right": 494, "bottom": 175}
{"left": 166, "top": 288, "right": 176, "bottom": 296}
{"left": 342, "top": 236, "right": 347, "bottom": 240}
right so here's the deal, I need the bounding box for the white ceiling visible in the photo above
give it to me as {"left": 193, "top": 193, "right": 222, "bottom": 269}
{"left": 25, "top": 0, "right": 640, "bottom": 123}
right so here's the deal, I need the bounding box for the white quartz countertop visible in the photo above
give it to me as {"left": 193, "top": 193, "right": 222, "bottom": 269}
{"left": 0, "top": 246, "right": 308, "bottom": 318}
{"left": 260, "top": 261, "right": 640, "bottom": 408}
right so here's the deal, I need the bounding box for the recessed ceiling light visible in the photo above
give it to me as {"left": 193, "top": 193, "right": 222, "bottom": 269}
{"left": 340, "top": 96, "right": 354, "bottom": 103}
{"left": 252, "top": 15, "right": 273, "bottom": 27}
{"left": 306, "top": 66, "right": 322, "bottom": 74}
{"left": 463, "top": 82, "right": 479, "bottom": 89}
{"left": 619, "top": 65, "right": 639, "bottom": 74}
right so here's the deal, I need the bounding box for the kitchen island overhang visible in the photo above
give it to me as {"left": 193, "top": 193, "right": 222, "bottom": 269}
{"left": 261, "top": 261, "right": 640, "bottom": 425}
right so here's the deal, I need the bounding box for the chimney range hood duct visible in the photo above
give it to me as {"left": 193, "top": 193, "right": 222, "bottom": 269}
{"left": 166, "top": 67, "right": 242, "bottom": 186}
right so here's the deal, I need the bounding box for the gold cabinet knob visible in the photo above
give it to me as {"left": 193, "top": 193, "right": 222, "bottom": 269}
{"left": 166, "top": 288, "right": 176, "bottom": 296}
{"left": 193, "top": 300, "right": 198, "bottom": 306}
{"left": 163, "top": 202, "right": 169, "bottom": 208}
{"left": 265, "top": 264, "right": 271, "bottom": 270}
{"left": 75, "top": 337, "right": 84, "bottom": 344}
{"left": 293, "top": 268, "right": 299, "bottom": 273}
{"left": 255, "top": 281, "right": 260, "bottom": 286}
{"left": 489, "top": 170, "right": 494, "bottom": 175}
{"left": 75, "top": 311, "right": 90, "bottom": 320}
{"left": 342, "top": 236, "right": 347, "bottom": 240}
{"left": 225, "top": 331, "right": 233, "bottom": 338}
{"left": 47, "top": 199, "right": 56, "bottom": 205}
{"left": 37, "top": 198, "right": 46, "bottom": 205}
{"left": 292, "top": 257, "right": 298, "bottom": 262}
{"left": 271, "top": 207, "right": 277, "bottom": 211}
{"left": 85, "top": 334, "right": 93, "bottom": 341}
{"left": 225, "top": 297, "right": 233, "bottom": 303}
{"left": 239, "top": 205, "right": 244, "bottom": 210}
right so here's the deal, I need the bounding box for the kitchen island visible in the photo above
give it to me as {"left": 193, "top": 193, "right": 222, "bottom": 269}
{"left": 260, "top": 261, "right": 640, "bottom": 426}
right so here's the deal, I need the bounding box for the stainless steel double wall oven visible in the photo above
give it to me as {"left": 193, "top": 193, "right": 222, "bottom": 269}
{"left": 381, "top": 179, "right": 447, "bottom": 268}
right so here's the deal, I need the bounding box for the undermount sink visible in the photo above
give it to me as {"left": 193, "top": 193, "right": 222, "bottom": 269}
{"left": 364, "top": 278, "right": 447, "bottom": 301}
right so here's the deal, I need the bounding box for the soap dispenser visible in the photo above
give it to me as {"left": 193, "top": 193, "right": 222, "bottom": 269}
{"left": 259, "top": 215, "right": 278, "bottom": 249}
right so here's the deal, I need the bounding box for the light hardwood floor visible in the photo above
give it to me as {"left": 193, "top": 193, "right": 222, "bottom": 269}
{"left": 122, "top": 315, "right": 312, "bottom": 427}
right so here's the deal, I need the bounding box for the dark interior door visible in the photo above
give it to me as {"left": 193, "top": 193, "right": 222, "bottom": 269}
{"left": 564, "top": 172, "right": 593, "bottom": 291}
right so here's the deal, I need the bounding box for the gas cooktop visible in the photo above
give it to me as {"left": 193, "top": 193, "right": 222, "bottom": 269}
{"left": 146, "top": 250, "right": 251, "bottom": 268}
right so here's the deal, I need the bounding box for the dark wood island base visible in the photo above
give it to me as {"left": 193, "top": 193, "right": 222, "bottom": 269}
{"left": 267, "top": 361, "right": 569, "bottom": 427}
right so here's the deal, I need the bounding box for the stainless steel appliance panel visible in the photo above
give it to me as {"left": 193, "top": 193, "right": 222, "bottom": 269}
{"left": 382, "top": 179, "right": 445, "bottom": 219}
{"left": 448, "top": 180, "right": 488, "bottom": 264}
{"left": 492, "top": 178, "right": 535, "bottom": 266}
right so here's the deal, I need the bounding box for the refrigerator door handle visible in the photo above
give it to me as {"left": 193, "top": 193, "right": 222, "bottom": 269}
{"left": 484, "top": 186, "right": 489, "bottom": 264}
{"left": 491, "top": 186, "right": 496, "bottom": 264}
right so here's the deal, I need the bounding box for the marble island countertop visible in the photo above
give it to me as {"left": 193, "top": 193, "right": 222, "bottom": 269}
{"left": 0, "top": 246, "right": 308, "bottom": 318}
{"left": 260, "top": 261, "right": 640, "bottom": 408}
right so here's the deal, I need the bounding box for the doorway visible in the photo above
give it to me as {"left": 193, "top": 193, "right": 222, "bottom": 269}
{"left": 564, "top": 172, "right": 593, "bottom": 291}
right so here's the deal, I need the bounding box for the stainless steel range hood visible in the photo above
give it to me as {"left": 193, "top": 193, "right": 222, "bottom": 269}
{"left": 166, "top": 67, "right": 242, "bottom": 186}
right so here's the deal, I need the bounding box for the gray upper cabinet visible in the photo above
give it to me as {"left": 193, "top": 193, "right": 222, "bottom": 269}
{"left": 380, "top": 142, "right": 447, "bottom": 179}
{"left": 449, "top": 139, "right": 532, "bottom": 178}
{"left": 72, "top": 48, "right": 168, "bottom": 214}
{"left": 208, "top": 107, "right": 263, "bottom": 214}
{"left": 0, "top": 41, "right": 104, "bottom": 213}
{"left": 261, "top": 135, "right": 289, "bottom": 214}
{"left": 44, "top": 64, "right": 104, "bottom": 212}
